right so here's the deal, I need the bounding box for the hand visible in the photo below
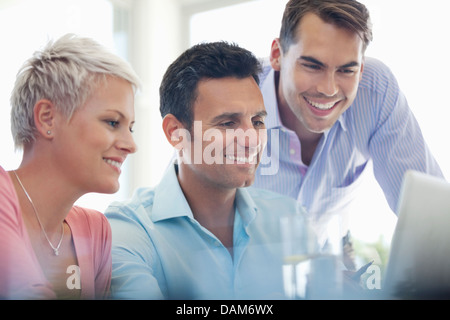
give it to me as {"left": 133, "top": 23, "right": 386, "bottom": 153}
{"left": 342, "top": 231, "right": 357, "bottom": 271}
{"left": 341, "top": 232, "right": 374, "bottom": 298}
{"left": 343, "top": 260, "right": 374, "bottom": 298}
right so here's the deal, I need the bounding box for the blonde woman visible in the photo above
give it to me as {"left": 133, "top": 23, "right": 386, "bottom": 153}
{"left": 0, "top": 34, "right": 140, "bottom": 299}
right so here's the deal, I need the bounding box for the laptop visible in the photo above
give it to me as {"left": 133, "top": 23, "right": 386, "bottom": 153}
{"left": 383, "top": 170, "right": 450, "bottom": 298}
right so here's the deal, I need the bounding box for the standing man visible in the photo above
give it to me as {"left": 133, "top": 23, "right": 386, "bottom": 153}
{"left": 254, "top": 0, "right": 444, "bottom": 239}
{"left": 105, "top": 42, "right": 307, "bottom": 299}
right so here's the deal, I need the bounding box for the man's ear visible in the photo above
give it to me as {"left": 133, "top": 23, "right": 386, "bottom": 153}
{"left": 359, "top": 58, "right": 365, "bottom": 82}
{"left": 162, "top": 114, "right": 189, "bottom": 150}
{"left": 33, "top": 99, "right": 56, "bottom": 139}
{"left": 270, "top": 38, "right": 283, "bottom": 71}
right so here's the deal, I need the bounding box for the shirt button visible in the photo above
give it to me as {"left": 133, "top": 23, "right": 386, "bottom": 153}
{"left": 290, "top": 149, "right": 296, "bottom": 155}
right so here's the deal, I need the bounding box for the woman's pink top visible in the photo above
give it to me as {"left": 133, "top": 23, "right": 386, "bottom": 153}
{"left": 0, "top": 166, "right": 112, "bottom": 299}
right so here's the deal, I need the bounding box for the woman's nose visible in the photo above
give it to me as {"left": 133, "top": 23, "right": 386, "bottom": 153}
{"left": 117, "top": 130, "right": 137, "bottom": 154}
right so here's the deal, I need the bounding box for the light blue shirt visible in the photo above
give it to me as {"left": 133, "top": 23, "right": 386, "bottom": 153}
{"left": 254, "top": 57, "right": 444, "bottom": 236}
{"left": 105, "top": 164, "right": 303, "bottom": 300}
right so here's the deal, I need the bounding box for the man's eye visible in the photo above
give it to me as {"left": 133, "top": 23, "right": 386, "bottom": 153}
{"left": 302, "top": 63, "right": 321, "bottom": 71}
{"left": 253, "top": 120, "right": 265, "bottom": 127}
{"left": 220, "top": 121, "right": 235, "bottom": 127}
{"left": 339, "top": 68, "right": 356, "bottom": 74}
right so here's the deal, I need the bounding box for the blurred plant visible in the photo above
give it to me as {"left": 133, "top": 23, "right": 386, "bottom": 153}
{"left": 352, "top": 235, "right": 391, "bottom": 290}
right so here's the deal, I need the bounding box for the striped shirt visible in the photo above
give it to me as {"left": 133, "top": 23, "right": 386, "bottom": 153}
{"left": 254, "top": 57, "right": 444, "bottom": 236}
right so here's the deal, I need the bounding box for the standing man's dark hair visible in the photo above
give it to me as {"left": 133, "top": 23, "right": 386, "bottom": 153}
{"left": 159, "top": 41, "right": 262, "bottom": 131}
{"left": 279, "top": 0, "right": 373, "bottom": 53}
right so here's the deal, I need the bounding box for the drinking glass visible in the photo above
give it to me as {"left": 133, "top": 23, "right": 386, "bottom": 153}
{"left": 281, "top": 211, "right": 343, "bottom": 299}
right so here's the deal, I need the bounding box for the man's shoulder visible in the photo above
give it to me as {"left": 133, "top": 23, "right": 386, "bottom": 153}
{"left": 359, "top": 57, "right": 398, "bottom": 92}
{"left": 105, "top": 186, "right": 157, "bottom": 219}
{"left": 258, "top": 58, "right": 272, "bottom": 85}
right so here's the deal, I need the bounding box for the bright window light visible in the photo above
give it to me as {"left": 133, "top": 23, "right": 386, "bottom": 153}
{"left": 0, "top": 0, "right": 119, "bottom": 212}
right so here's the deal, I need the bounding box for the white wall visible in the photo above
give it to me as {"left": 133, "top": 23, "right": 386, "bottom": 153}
{"left": 0, "top": 0, "right": 183, "bottom": 210}
{"left": 126, "top": 0, "right": 182, "bottom": 191}
{"left": 0, "top": 0, "right": 121, "bottom": 211}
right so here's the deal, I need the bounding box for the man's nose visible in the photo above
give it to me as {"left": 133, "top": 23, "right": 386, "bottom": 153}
{"left": 317, "top": 71, "right": 339, "bottom": 97}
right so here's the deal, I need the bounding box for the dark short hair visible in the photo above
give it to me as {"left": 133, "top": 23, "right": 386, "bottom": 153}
{"left": 159, "top": 41, "right": 262, "bottom": 130}
{"left": 279, "top": 0, "right": 373, "bottom": 53}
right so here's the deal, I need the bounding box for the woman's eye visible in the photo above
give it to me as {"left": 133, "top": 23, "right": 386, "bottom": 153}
{"left": 106, "top": 120, "right": 119, "bottom": 128}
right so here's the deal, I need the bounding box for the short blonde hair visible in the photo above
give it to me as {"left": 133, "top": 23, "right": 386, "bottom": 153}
{"left": 10, "top": 33, "right": 141, "bottom": 149}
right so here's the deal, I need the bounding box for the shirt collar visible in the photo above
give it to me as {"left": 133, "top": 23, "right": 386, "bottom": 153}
{"left": 260, "top": 68, "right": 282, "bottom": 130}
{"left": 151, "top": 163, "right": 258, "bottom": 226}
{"left": 235, "top": 188, "right": 258, "bottom": 228}
{"left": 151, "top": 163, "right": 194, "bottom": 223}
{"left": 260, "top": 68, "right": 348, "bottom": 132}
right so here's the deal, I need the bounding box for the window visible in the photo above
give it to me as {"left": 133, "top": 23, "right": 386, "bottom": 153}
{"left": 190, "top": 0, "right": 284, "bottom": 58}
{"left": 0, "top": 0, "right": 127, "bottom": 211}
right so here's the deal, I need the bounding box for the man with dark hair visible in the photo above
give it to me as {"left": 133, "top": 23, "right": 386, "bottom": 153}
{"left": 160, "top": 42, "right": 262, "bottom": 130}
{"left": 105, "top": 42, "right": 307, "bottom": 299}
{"left": 254, "top": 0, "right": 443, "bottom": 243}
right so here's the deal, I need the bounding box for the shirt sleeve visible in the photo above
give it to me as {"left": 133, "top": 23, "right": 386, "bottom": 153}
{"left": 0, "top": 167, "right": 56, "bottom": 299}
{"left": 366, "top": 63, "right": 444, "bottom": 211}
{"left": 105, "top": 204, "right": 165, "bottom": 300}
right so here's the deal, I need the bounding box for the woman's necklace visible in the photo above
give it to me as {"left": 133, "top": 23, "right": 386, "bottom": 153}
{"left": 13, "top": 170, "right": 64, "bottom": 256}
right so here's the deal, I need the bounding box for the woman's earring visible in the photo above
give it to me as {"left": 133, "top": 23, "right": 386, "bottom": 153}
{"left": 47, "top": 130, "right": 52, "bottom": 135}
